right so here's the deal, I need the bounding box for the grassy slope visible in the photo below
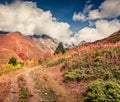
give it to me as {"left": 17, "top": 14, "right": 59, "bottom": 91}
{"left": 43, "top": 32, "right": 120, "bottom": 102}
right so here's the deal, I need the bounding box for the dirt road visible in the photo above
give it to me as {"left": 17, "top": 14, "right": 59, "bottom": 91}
{"left": 0, "top": 66, "right": 41, "bottom": 102}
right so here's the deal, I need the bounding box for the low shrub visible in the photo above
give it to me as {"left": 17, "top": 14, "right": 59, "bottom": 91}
{"left": 20, "top": 89, "right": 29, "bottom": 99}
{"left": 47, "top": 57, "right": 66, "bottom": 67}
{"left": 110, "top": 66, "right": 120, "bottom": 79}
{"left": 64, "top": 69, "right": 85, "bottom": 81}
{"left": 64, "top": 65, "right": 120, "bottom": 82}
{"left": 63, "top": 46, "right": 120, "bottom": 82}
{"left": 1, "top": 64, "right": 14, "bottom": 74}
{"left": 84, "top": 80, "right": 120, "bottom": 102}
{"left": 47, "top": 60, "right": 59, "bottom": 67}
{"left": 14, "top": 63, "right": 24, "bottom": 69}
{"left": 57, "top": 57, "right": 66, "bottom": 63}
{"left": 109, "top": 34, "right": 120, "bottom": 43}
{"left": 0, "top": 62, "right": 24, "bottom": 76}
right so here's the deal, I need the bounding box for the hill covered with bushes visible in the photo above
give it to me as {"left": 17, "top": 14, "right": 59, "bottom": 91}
{"left": 45, "top": 30, "right": 120, "bottom": 102}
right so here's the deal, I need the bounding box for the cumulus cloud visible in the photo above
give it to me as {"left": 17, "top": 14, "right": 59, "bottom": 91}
{"left": 89, "top": 0, "right": 120, "bottom": 19}
{"left": 83, "top": 4, "right": 93, "bottom": 14}
{"left": 73, "top": 0, "right": 120, "bottom": 21}
{"left": 0, "top": 1, "right": 72, "bottom": 43}
{"left": 73, "top": 12, "right": 86, "bottom": 21}
{"left": 88, "top": 21, "right": 95, "bottom": 27}
{"left": 72, "top": 4, "right": 93, "bottom": 21}
{"left": 72, "top": 0, "right": 120, "bottom": 44}
{"left": 73, "top": 19, "right": 120, "bottom": 44}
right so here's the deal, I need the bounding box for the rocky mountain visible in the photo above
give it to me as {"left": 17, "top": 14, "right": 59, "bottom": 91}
{"left": 0, "top": 32, "right": 58, "bottom": 64}
{"left": 28, "top": 34, "right": 59, "bottom": 52}
{"left": 28, "top": 34, "right": 75, "bottom": 50}
{"left": 0, "top": 30, "right": 120, "bottom": 64}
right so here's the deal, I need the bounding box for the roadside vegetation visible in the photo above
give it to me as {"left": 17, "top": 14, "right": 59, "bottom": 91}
{"left": 1, "top": 34, "right": 120, "bottom": 102}
{"left": 84, "top": 80, "right": 120, "bottom": 102}
{"left": 62, "top": 46, "right": 120, "bottom": 101}
{"left": 47, "top": 57, "right": 66, "bottom": 67}
{"left": 109, "top": 34, "right": 120, "bottom": 43}
{"left": 18, "top": 75, "right": 30, "bottom": 102}
{"left": 0, "top": 57, "right": 24, "bottom": 76}
{"left": 32, "top": 68, "right": 75, "bottom": 102}
{"left": 63, "top": 46, "right": 120, "bottom": 83}
{"left": 45, "top": 38, "right": 120, "bottom": 102}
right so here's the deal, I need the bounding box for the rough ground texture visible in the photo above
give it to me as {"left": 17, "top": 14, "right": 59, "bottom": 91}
{"left": 32, "top": 65, "right": 88, "bottom": 102}
{"left": 0, "top": 65, "right": 88, "bottom": 102}
{"left": 0, "top": 66, "right": 41, "bottom": 102}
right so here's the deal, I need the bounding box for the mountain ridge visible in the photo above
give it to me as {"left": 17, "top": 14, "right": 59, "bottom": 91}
{"left": 0, "top": 32, "right": 57, "bottom": 64}
{"left": 0, "top": 30, "right": 120, "bottom": 64}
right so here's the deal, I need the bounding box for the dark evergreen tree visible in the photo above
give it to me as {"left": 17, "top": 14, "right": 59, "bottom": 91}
{"left": 54, "top": 42, "right": 65, "bottom": 54}
{"left": 8, "top": 57, "right": 17, "bottom": 66}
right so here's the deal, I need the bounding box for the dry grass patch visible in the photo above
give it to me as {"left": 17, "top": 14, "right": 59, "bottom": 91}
{"left": 32, "top": 68, "right": 75, "bottom": 102}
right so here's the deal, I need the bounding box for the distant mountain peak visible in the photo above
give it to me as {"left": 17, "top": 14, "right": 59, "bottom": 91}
{"left": 31, "top": 34, "right": 52, "bottom": 39}
{"left": 0, "top": 31, "right": 10, "bottom": 34}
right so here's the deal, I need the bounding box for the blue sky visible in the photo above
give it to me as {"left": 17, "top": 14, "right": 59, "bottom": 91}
{"left": 0, "top": 0, "right": 120, "bottom": 44}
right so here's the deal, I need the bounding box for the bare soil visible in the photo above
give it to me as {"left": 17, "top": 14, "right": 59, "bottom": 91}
{"left": 0, "top": 66, "right": 41, "bottom": 102}
{"left": 0, "top": 65, "right": 88, "bottom": 102}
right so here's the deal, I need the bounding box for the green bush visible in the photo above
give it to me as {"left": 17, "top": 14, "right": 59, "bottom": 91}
{"left": 63, "top": 46, "right": 120, "bottom": 82}
{"left": 64, "top": 69, "right": 85, "bottom": 81}
{"left": 17, "top": 62, "right": 24, "bottom": 68}
{"left": 109, "top": 34, "right": 120, "bottom": 43}
{"left": 47, "top": 60, "right": 59, "bottom": 67}
{"left": 57, "top": 57, "right": 66, "bottom": 63}
{"left": 0, "top": 62, "right": 24, "bottom": 76}
{"left": 14, "top": 63, "right": 24, "bottom": 69}
{"left": 20, "top": 89, "right": 29, "bottom": 99}
{"left": 47, "top": 57, "right": 66, "bottom": 67}
{"left": 8, "top": 57, "right": 17, "bottom": 66}
{"left": 84, "top": 80, "right": 120, "bottom": 102}
{"left": 64, "top": 65, "right": 120, "bottom": 82}
{"left": 110, "top": 66, "right": 120, "bottom": 79}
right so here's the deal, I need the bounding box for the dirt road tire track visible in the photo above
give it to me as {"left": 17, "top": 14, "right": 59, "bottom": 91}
{"left": 3, "top": 66, "right": 41, "bottom": 102}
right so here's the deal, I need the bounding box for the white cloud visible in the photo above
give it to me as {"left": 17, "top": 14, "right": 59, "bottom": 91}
{"left": 73, "top": 19, "right": 120, "bottom": 44}
{"left": 95, "top": 19, "right": 120, "bottom": 37}
{"left": 72, "top": 4, "right": 93, "bottom": 21}
{"left": 72, "top": 12, "right": 86, "bottom": 21}
{"left": 73, "top": 0, "right": 120, "bottom": 21}
{"left": 0, "top": 1, "right": 72, "bottom": 43}
{"left": 89, "top": 10, "right": 102, "bottom": 19}
{"left": 88, "top": 21, "right": 95, "bottom": 27}
{"left": 83, "top": 4, "right": 93, "bottom": 14}
{"left": 89, "top": 0, "right": 120, "bottom": 19}
{"left": 72, "top": 0, "right": 120, "bottom": 44}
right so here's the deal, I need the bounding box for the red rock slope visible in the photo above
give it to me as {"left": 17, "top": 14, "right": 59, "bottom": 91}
{"left": 0, "top": 32, "right": 53, "bottom": 64}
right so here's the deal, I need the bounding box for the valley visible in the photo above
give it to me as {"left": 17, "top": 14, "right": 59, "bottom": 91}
{"left": 0, "top": 30, "right": 120, "bottom": 102}
{"left": 0, "top": 0, "right": 120, "bottom": 102}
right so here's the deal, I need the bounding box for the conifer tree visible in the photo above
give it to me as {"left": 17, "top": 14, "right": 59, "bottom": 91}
{"left": 54, "top": 42, "right": 65, "bottom": 54}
